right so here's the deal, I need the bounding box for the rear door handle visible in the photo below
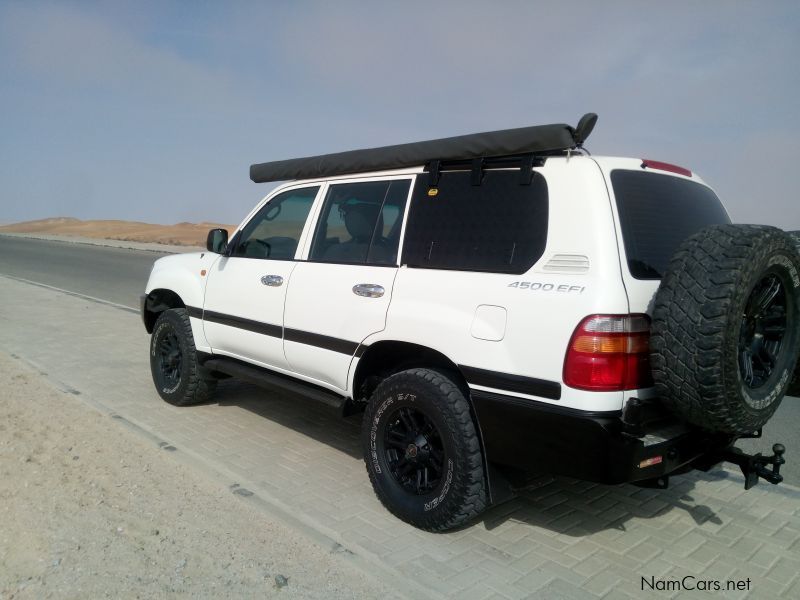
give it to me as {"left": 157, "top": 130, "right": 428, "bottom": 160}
{"left": 260, "top": 274, "right": 284, "bottom": 287}
{"left": 352, "top": 283, "right": 385, "bottom": 298}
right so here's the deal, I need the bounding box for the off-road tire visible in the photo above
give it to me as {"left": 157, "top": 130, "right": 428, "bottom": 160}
{"left": 150, "top": 308, "right": 217, "bottom": 406}
{"left": 651, "top": 224, "right": 800, "bottom": 433}
{"left": 362, "top": 368, "right": 487, "bottom": 531}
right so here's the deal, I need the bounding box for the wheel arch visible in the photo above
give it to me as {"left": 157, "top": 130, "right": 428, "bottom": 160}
{"left": 143, "top": 288, "right": 186, "bottom": 333}
{"left": 352, "top": 340, "right": 467, "bottom": 401}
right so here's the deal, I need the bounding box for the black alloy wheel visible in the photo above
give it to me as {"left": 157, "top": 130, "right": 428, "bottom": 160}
{"left": 157, "top": 328, "right": 184, "bottom": 390}
{"left": 384, "top": 406, "right": 444, "bottom": 495}
{"left": 739, "top": 272, "right": 788, "bottom": 390}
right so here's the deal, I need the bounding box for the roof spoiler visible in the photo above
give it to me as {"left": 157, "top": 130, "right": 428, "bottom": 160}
{"left": 250, "top": 113, "right": 598, "bottom": 184}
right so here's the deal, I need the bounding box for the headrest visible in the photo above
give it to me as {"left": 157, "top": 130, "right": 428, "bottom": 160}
{"left": 344, "top": 203, "right": 382, "bottom": 241}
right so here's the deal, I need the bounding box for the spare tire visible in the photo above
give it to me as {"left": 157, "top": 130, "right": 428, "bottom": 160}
{"left": 651, "top": 224, "right": 800, "bottom": 433}
{"left": 789, "top": 231, "right": 800, "bottom": 398}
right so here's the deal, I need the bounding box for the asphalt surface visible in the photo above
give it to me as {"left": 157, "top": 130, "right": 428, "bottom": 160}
{"left": 0, "top": 235, "right": 169, "bottom": 309}
{"left": 1, "top": 234, "right": 798, "bottom": 482}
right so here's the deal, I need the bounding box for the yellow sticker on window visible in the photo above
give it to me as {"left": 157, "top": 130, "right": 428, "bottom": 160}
{"left": 427, "top": 188, "right": 438, "bottom": 197}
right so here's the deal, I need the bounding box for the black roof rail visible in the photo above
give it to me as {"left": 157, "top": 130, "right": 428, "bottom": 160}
{"left": 249, "top": 113, "right": 598, "bottom": 184}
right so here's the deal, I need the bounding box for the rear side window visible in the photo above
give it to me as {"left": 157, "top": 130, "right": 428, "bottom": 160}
{"left": 401, "top": 170, "right": 548, "bottom": 274}
{"left": 611, "top": 170, "right": 731, "bottom": 279}
{"left": 309, "top": 179, "right": 410, "bottom": 265}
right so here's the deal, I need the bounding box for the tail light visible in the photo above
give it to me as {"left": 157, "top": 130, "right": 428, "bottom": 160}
{"left": 563, "top": 314, "right": 653, "bottom": 391}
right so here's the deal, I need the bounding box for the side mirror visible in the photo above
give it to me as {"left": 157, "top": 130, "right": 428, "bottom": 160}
{"left": 206, "top": 228, "right": 229, "bottom": 254}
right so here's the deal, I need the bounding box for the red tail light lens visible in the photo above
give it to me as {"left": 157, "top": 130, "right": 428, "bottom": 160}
{"left": 563, "top": 314, "right": 653, "bottom": 391}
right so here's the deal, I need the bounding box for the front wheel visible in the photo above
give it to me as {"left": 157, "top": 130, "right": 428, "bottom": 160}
{"left": 150, "top": 308, "right": 216, "bottom": 406}
{"left": 362, "top": 368, "right": 487, "bottom": 531}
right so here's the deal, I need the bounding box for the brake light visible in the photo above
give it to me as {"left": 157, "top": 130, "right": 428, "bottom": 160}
{"left": 641, "top": 159, "right": 692, "bottom": 177}
{"left": 563, "top": 314, "right": 653, "bottom": 391}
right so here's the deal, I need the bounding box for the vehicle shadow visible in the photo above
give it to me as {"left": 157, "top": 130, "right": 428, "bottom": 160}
{"left": 476, "top": 473, "right": 724, "bottom": 535}
{"left": 209, "top": 379, "right": 789, "bottom": 538}
{"left": 213, "top": 378, "right": 364, "bottom": 459}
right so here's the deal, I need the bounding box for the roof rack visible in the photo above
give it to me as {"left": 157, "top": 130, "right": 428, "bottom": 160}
{"left": 249, "top": 113, "right": 597, "bottom": 184}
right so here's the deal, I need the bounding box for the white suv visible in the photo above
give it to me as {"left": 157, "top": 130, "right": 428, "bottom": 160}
{"left": 142, "top": 114, "right": 799, "bottom": 531}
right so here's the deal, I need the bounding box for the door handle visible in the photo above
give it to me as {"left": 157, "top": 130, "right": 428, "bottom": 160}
{"left": 353, "top": 283, "right": 385, "bottom": 298}
{"left": 260, "top": 274, "right": 284, "bottom": 287}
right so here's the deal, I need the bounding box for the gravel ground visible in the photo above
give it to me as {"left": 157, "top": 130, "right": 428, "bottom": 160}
{"left": 0, "top": 353, "right": 397, "bottom": 599}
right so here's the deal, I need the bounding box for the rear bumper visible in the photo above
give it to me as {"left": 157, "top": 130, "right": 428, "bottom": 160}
{"left": 471, "top": 390, "right": 735, "bottom": 484}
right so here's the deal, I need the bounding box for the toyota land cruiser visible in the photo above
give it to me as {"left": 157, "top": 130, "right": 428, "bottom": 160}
{"left": 141, "top": 114, "right": 799, "bottom": 531}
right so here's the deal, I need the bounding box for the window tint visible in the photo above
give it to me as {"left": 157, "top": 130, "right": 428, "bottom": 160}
{"left": 611, "top": 170, "right": 731, "bottom": 279}
{"left": 310, "top": 179, "right": 410, "bottom": 265}
{"left": 401, "top": 170, "right": 548, "bottom": 274}
{"left": 233, "top": 186, "right": 318, "bottom": 260}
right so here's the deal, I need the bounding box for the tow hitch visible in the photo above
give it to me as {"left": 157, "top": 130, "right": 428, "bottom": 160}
{"left": 723, "top": 443, "right": 786, "bottom": 490}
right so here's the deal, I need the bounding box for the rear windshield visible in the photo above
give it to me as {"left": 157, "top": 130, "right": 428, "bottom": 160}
{"left": 611, "top": 170, "right": 731, "bottom": 279}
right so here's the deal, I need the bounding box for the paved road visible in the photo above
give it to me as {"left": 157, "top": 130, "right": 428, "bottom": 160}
{"left": 0, "top": 235, "right": 173, "bottom": 309}
{"left": 2, "top": 236, "right": 800, "bottom": 598}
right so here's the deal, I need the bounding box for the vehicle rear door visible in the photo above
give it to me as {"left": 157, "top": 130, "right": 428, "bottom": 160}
{"left": 283, "top": 176, "right": 412, "bottom": 390}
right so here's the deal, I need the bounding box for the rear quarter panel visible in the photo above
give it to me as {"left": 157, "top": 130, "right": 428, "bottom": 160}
{"left": 364, "top": 156, "right": 630, "bottom": 412}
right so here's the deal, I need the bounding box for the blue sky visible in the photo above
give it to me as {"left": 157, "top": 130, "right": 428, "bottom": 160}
{"left": 1, "top": 1, "right": 798, "bottom": 228}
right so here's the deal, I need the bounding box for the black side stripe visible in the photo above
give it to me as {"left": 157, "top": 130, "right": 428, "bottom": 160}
{"left": 192, "top": 307, "right": 361, "bottom": 355}
{"left": 186, "top": 305, "right": 203, "bottom": 319}
{"left": 459, "top": 364, "right": 562, "bottom": 401}
{"left": 202, "top": 309, "right": 283, "bottom": 339}
{"left": 284, "top": 328, "right": 359, "bottom": 356}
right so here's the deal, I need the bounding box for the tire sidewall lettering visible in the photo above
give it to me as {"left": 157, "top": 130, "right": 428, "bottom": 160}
{"left": 770, "top": 254, "right": 800, "bottom": 289}
{"left": 369, "top": 396, "right": 394, "bottom": 474}
{"left": 370, "top": 393, "right": 417, "bottom": 475}
{"left": 424, "top": 458, "right": 453, "bottom": 511}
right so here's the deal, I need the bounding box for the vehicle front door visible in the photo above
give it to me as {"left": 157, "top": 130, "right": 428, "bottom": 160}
{"left": 283, "top": 177, "right": 412, "bottom": 390}
{"left": 203, "top": 185, "right": 320, "bottom": 370}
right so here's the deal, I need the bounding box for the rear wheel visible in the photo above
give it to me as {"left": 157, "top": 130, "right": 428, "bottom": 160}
{"left": 150, "top": 308, "right": 216, "bottom": 406}
{"left": 362, "top": 368, "right": 487, "bottom": 531}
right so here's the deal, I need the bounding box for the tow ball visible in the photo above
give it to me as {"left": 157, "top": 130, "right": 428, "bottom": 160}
{"left": 723, "top": 443, "right": 786, "bottom": 490}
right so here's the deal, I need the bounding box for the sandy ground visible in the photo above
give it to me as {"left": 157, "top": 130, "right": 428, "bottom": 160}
{"left": 0, "top": 353, "right": 395, "bottom": 600}
{"left": 0, "top": 218, "right": 236, "bottom": 247}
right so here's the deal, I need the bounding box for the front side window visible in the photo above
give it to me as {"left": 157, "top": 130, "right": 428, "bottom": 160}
{"left": 401, "top": 170, "right": 549, "bottom": 273}
{"left": 233, "top": 186, "right": 319, "bottom": 260}
{"left": 309, "top": 179, "right": 410, "bottom": 265}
